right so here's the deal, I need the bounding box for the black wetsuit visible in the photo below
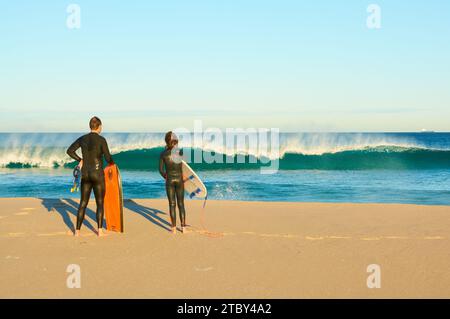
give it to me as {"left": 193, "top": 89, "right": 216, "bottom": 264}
{"left": 159, "top": 147, "right": 186, "bottom": 227}
{"left": 67, "top": 132, "right": 114, "bottom": 230}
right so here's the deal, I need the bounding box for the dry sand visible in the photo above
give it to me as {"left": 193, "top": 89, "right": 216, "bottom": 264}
{"left": 0, "top": 198, "right": 449, "bottom": 298}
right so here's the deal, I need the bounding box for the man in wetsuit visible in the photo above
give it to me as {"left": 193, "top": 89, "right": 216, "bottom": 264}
{"left": 67, "top": 116, "right": 114, "bottom": 237}
{"left": 159, "top": 131, "right": 187, "bottom": 234}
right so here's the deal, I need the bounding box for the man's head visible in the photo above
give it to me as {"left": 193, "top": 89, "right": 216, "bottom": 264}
{"left": 89, "top": 116, "right": 102, "bottom": 133}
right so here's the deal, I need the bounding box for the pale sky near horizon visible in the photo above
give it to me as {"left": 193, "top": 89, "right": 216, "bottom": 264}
{"left": 1, "top": 1, "right": 449, "bottom": 132}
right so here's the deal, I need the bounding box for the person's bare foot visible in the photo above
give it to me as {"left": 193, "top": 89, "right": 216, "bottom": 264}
{"left": 181, "top": 226, "right": 189, "bottom": 234}
{"left": 97, "top": 228, "right": 107, "bottom": 237}
{"left": 74, "top": 230, "right": 80, "bottom": 237}
{"left": 171, "top": 227, "right": 176, "bottom": 234}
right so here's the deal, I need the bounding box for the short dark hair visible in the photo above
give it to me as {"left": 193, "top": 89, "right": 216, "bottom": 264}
{"left": 89, "top": 116, "right": 102, "bottom": 130}
{"left": 165, "top": 131, "right": 178, "bottom": 149}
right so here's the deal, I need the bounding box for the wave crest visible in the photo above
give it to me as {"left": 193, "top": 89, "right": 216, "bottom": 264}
{"left": 1, "top": 145, "right": 449, "bottom": 170}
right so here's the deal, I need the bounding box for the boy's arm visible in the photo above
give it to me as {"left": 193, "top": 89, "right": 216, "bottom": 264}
{"left": 159, "top": 154, "right": 167, "bottom": 179}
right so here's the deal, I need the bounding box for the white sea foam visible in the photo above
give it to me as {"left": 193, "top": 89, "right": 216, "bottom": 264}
{"left": 0, "top": 132, "right": 438, "bottom": 168}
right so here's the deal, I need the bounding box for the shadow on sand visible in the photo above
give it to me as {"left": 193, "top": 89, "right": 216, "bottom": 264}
{"left": 124, "top": 199, "right": 172, "bottom": 232}
{"left": 40, "top": 198, "right": 99, "bottom": 233}
{"left": 40, "top": 198, "right": 172, "bottom": 233}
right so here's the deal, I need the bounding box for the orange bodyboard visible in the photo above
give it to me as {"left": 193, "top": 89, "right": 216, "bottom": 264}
{"left": 104, "top": 164, "right": 124, "bottom": 232}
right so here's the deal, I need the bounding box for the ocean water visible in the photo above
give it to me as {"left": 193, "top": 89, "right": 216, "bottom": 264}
{"left": 0, "top": 132, "right": 449, "bottom": 205}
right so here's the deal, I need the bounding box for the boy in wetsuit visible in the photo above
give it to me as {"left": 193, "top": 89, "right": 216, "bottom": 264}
{"left": 159, "top": 132, "right": 188, "bottom": 234}
{"left": 67, "top": 116, "right": 114, "bottom": 237}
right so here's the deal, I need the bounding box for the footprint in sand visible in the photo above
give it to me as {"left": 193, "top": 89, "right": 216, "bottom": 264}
{"left": 221, "top": 232, "right": 235, "bottom": 236}
{"left": 5, "top": 255, "right": 20, "bottom": 260}
{"left": 424, "top": 236, "right": 445, "bottom": 240}
{"left": 73, "top": 234, "right": 95, "bottom": 239}
{"left": 81, "top": 233, "right": 95, "bottom": 237}
{"left": 327, "top": 236, "right": 352, "bottom": 239}
{"left": 261, "top": 233, "right": 298, "bottom": 238}
{"left": 361, "top": 237, "right": 382, "bottom": 241}
{"left": 195, "top": 266, "right": 214, "bottom": 272}
{"left": 5, "top": 232, "right": 26, "bottom": 238}
{"left": 384, "top": 236, "right": 408, "bottom": 239}
{"left": 37, "top": 232, "right": 68, "bottom": 237}
{"left": 260, "top": 233, "right": 281, "bottom": 238}
{"left": 194, "top": 229, "right": 224, "bottom": 238}
{"left": 283, "top": 234, "right": 299, "bottom": 238}
{"left": 305, "top": 236, "right": 324, "bottom": 240}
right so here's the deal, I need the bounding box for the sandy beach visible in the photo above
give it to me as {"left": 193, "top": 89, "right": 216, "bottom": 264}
{"left": 0, "top": 197, "right": 449, "bottom": 298}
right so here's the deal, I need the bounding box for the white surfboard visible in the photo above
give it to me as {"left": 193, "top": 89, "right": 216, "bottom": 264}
{"left": 181, "top": 160, "right": 207, "bottom": 200}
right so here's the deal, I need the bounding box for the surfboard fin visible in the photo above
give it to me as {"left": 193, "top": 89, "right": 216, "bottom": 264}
{"left": 203, "top": 195, "right": 208, "bottom": 208}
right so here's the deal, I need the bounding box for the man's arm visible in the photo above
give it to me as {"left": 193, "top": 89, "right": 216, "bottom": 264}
{"left": 102, "top": 138, "right": 114, "bottom": 165}
{"left": 67, "top": 138, "right": 82, "bottom": 162}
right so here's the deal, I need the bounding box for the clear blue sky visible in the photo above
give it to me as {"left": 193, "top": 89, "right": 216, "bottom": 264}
{"left": 1, "top": 0, "right": 449, "bottom": 132}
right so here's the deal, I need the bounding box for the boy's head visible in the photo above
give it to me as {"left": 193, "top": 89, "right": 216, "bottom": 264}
{"left": 165, "top": 131, "right": 178, "bottom": 149}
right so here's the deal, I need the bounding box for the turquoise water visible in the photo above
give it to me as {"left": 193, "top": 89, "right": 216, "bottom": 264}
{"left": 1, "top": 133, "right": 450, "bottom": 205}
